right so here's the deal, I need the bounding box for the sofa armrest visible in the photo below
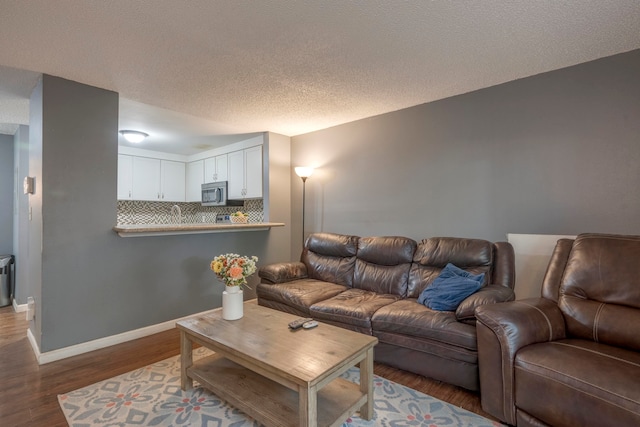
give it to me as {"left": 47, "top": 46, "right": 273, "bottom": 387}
{"left": 492, "top": 241, "right": 516, "bottom": 288}
{"left": 455, "top": 284, "right": 515, "bottom": 322}
{"left": 474, "top": 298, "right": 566, "bottom": 425}
{"left": 258, "top": 262, "right": 308, "bottom": 284}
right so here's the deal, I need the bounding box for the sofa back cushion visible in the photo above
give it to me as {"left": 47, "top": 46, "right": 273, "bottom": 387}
{"left": 559, "top": 233, "right": 640, "bottom": 351}
{"left": 407, "top": 237, "right": 494, "bottom": 298}
{"left": 301, "top": 232, "right": 358, "bottom": 287}
{"left": 353, "top": 236, "right": 417, "bottom": 296}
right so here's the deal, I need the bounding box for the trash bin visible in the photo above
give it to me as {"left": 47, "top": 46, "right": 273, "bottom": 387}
{"left": 0, "top": 255, "right": 15, "bottom": 308}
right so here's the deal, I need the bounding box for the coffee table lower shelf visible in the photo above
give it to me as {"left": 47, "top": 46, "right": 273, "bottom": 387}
{"left": 188, "top": 354, "right": 367, "bottom": 427}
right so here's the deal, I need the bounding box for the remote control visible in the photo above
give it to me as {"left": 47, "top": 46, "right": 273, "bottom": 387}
{"left": 302, "top": 320, "right": 318, "bottom": 329}
{"left": 288, "top": 317, "right": 313, "bottom": 330}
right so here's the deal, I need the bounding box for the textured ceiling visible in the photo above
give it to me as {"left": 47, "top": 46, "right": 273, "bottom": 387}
{"left": 1, "top": 1, "right": 639, "bottom": 154}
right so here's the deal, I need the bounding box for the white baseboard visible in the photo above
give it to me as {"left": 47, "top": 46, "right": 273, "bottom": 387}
{"left": 13, "top": 299, "right": 27, "bottom": 312}
{"left": 33, "top": 307, "right": 221, "bottom": 365}
{"left": 27, "top": 327, "right": 40, "bottom": 361}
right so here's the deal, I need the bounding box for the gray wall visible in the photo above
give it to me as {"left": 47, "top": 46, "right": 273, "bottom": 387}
{"left": 291, "top": 49, "right": 640, "bottom": 245}
{"left": 30, "top": 76, "right": 292, "bottom": 352}
{"left": 264, "top": 132, "right": 292, "bottom": 230}
{"left": 0, "top": 133, "right": 13, "bottom": 254}
{"left": 29, "top": 78, "right": 43, "bottom": 344}
{"left": 13, "top": 125, "right": 29, "bottom": 304}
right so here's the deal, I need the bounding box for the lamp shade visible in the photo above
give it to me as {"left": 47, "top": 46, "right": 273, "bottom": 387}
{"left": 295, "top": 167, "right": 314, "bottom": 179}
{"left": 119, "top": 130, "right": 148, "bottom": 143}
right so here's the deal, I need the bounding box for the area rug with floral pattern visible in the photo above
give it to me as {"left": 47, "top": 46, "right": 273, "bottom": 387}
{"left": 58, "top": 348, "right": 503, "bottom": 427}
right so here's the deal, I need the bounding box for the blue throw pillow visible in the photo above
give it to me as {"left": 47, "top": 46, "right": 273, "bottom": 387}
{"left": 418, "top": 263, "right": 485, "bottom": 311}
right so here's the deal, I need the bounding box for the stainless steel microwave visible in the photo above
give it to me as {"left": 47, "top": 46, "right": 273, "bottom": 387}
{"left": 201, "top": 181, "right": 243, "bottom": 207}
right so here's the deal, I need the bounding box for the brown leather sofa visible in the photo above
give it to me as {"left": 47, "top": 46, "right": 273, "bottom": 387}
{"left": 475, "top": 233, "right": 640, "bottom": 426}
{"left": 257, "top": 232, "right": 515, "bottom": 391}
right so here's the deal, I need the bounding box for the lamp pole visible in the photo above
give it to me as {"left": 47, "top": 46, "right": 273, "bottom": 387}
{"left": 295, "top": 167, "right": 314, "bottom": 249}
{"left": 301, "top": 175, "right": 307, "bottom": 248}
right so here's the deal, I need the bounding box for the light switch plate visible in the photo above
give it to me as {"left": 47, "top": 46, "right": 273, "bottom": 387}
{"left": 23, "top": 176, "right": 35, "bottom": 194}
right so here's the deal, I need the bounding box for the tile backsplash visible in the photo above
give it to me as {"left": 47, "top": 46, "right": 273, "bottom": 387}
{"left": 117, "top": 199, "right": 264, "bottom": 225}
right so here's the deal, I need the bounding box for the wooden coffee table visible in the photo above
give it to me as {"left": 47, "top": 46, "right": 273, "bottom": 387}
{"left": 177, "top": 303, "right": 378, "bottom": 427}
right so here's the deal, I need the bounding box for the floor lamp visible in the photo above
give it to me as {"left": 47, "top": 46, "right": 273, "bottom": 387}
{"left": 295, "top": 167, "right": 314, "bottom": 248}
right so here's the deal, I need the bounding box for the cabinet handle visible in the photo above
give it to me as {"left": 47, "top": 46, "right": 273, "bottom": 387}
{"left": 158, "top": 193, "right": 161, "bottom": 199}
{"left": 162, "top": 193, "right": 165, "bottom": 199}
{"left": 129, "top": 190, "right": 131, "bottom": 198}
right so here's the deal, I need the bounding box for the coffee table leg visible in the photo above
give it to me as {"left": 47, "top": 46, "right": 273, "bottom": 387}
{"left": 180, "top": 330, "right": 193, "bottom": 390}
{"left": 299, "top": 384, "right": 317, "bottom": 427}
{"left": 359, "top": 347, "right": 375, "bottom": 420}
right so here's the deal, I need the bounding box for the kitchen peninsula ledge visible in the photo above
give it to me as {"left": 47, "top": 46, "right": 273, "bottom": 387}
{"left": 113, "top": 222, "right": 285, "bottom": 237}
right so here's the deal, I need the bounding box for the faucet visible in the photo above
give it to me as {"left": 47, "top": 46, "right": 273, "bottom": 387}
{"left": 171, "top": 205, "right": 182, "bottom": 224}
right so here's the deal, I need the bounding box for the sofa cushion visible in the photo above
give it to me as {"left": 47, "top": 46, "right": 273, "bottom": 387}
{"left": 371, "top": 299, "right": 479, "bottom": 350}
{"left": 559, "top": 233, "right": 640, "bottom": 352}
{"left": 256, "top": 279, "right": 347, "bottom": 315}
{"left": 353, "top": 236, "right": 416, "bottom": 296}
{"left": 309, "top": 288, "right": 400, "bottom": 333}
{"left": 301, "top": 233, "right": 359, "bottom": 287}
{"left": 515, "top": 339, "right": 640, "bottom": 427}
{"left": 407, "top": 237, "right": 492, "bottom": 298}
{"left": 417, "top": 263, "right": 484, "bottom": 311}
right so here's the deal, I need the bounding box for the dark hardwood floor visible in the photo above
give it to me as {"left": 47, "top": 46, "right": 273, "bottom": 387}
{"left": 0, "top": 305, "right": 495, "bottom": 426}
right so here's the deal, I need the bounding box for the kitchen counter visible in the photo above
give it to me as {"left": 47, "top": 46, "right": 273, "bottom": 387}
{"left": 113, "top": 222, "right": 285, "bottom": 237}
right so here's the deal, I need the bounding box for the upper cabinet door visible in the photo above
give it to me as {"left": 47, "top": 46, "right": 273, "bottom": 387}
{"left": 186, "top": 160, "right": 204, "bottom": 202}
{"left": 215, "top": 154, "right": 228, "bottom": 181}
{"left": 161, "top": 160, "right": 186, "bottom": 202}
{"left": 117, "top": 154, "right": 133, "bottom": 200}
{"left": 204, "top": 154, "right": 228, "bottom": 183}
{"left": 227, "top": 146, "right": 263, "bottom": 200}
{"left": 204, "top": 157, "right": 217, "bottom": 182}
{"left": 132, "top": 157, "right": 161, "bottom": 201}
{"left": 244, "top": 145, "right": 263, "bottom": 199}
{"left": 227, "top": 150, "right": 245, "bottom": 199}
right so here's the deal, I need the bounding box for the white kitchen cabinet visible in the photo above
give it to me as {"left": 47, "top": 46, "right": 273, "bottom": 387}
{"left": 228, "top": 145, "right": 262, "bottom": 199}
{"left": 161, "top": 160, "right": 185, "bottom": 202}
{"left": 227, "top": 150, "right": 243, "bottom": 199}
{"left": 128, "top": 157, "right": 185, "bottom": 202}
{"left": 186, "top": 160, "right": 204, "bottom": 202}
{"left": 203, "top": 154, "right": 228, "bottom": 183}
{"left": 132, "top": 157, "right": 161, "bottom": 201}
{"left": 118, "top": 141, "right": 263, "bottom": 203}
{"left": 244, "top": 145, "right": 263, "bottom": 198}
{"left": 117, "top": 154, "right": 133, "bottom": 200}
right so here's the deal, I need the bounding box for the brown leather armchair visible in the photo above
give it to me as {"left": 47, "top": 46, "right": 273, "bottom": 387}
{"left": 475, "top": 233, "right": 640, "bottom": 427}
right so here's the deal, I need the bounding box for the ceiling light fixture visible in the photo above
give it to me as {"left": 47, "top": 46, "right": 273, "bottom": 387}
{"left": 119, "top": 130, "right": 149, "bottom": 143}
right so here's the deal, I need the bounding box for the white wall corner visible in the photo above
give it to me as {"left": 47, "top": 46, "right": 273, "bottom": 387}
{"left": 507, "top": 233, "right": 577, "bottom": 300}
